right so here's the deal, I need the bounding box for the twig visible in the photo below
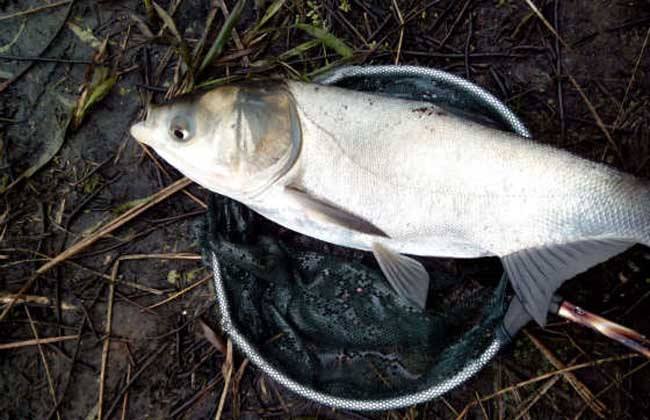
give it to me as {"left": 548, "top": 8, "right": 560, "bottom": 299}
{"left": 216, "top": 0, "right": 250, "bottom": 67}
{"left": 441, "top": 397, "right": 460, "bottom": 417}
{"left": 140, "top": 144, "right": 207, "bottom": 208}
{"left": 522, "top": 0, "right": 623, "bottom": 161}
{"left": 170, "top": 373, "right": 223, "bottom": 418}
{"left": 391, "top": 0, "right": 404, "bottom": 65}
{"left": 464, "top": 12, "right": 473, "bottom": 79}
{"left": 0, "top": 273, "right": 39, "bottom": 322}
{"left": 145, "top": 274, "right": 210, "bottom": 310}
{"left": 199, "top": 0, "right": 247, "bottom": 72}
{"left": 553, "top": 0, "right": 566, "bottom": 140}
{"left": 511, "top": 362, "right": 568, "bottom": 420}
{"left": 3, "top": 248, "right": 166, "bottom": 296}
{"left": 573, "top": 361, "right": 649, "bottom": 419}
{"left": 98, "top": 263, "right": 117, "bottom": 420}
{"left": 475, "top": 392, "right": 489, "bottom": 420}
{"left": 0, "top": 334, "right": 78, "bottom": 350}
{"left": 613, "top": 26, "right": 650, "bottom": 128}
{"left": 0, "top": 178, "right": 191, "bottom": 322}
{"left": 104, "top": 342, "right": 171, "bottom": 419}
{"left": 0, "top": 54, "right": 92, "bottom": 64}
{"left": 522, "top": 0, "right": 569, "bottom": 49}
{"left": 215, "top": 339, "right": 233, "bottom": 420}
{"left": 455, "top": 353, "right": 639, "bottom": 419}
{"left": 0, "top": 292, "right": 77, "bottom": 310}
{"left": 439, "top": 0, "right": 472, "bottom": 49}
{"left": 231, "top": 358, "right": 250, "bottom": 419}
{"left": 25, "top": 307, "right": 62, "bottom": 420}
{"left": 120, "top": 364, "right": 132, "bottom": 420}
{"left": 567, "top": 74, "right": 622, "bottom": 161}
{"left": 36, "top": 177, "right": 192, "bottom": 275}
{"left": 0, "top": 0, "right": 71, "bottom": 22}
{"left": 525, "top": 331, "right": 607, "bottom": 417}
{"left": 557, "top": 300, "right": 650, "bottom": 359}
{"left": 46, "top": 314, "right": 87, "bottom": 420}
{"left": 199, "top": 319, "right": 227, "bottom": 354}
{"left": 331, "top": 8, "right": 369, "bottom": 48}
{"left": 119, "top": 252, "right": 201, "bottom": 262}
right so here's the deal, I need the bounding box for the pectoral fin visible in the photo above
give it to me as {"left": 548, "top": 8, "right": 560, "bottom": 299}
{"left": 503, "top": 239, "right": 634, "bottom": 326}
{"left": 372, "top": 243, "right": 430, "bottom": 309}
{"left": 284, "top": 186, "right": 389, "bottom": 237}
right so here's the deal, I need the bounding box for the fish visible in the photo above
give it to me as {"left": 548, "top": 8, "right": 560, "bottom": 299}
{"left": 130, "top": 78, "right": 650, "bottom": 326}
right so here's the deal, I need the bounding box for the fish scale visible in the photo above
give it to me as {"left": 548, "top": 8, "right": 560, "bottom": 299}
{"left": 278, "top": 82, "right": 647, "bottom": 255}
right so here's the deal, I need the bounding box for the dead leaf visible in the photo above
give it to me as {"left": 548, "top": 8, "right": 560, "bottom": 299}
{"left": 199, "top": 319, "right": 227, "bottom": 354}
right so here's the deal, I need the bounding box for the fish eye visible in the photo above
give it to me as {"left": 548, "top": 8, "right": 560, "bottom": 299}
{"left": 169, "top": 115, "right": 193, "bottom": 143}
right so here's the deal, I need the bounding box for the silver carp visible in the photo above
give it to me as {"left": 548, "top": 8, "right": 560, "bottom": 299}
{"left": 130, "top": 79, "right": 650, "bottom": 325}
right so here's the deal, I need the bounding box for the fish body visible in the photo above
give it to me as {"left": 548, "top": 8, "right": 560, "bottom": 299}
{"left": 130, "top": 79, "right": 650, "bottom": 325}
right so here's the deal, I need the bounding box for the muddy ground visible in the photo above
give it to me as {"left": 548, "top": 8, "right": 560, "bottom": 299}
{"left": 1, "top": 0, "right": 650, "bottom": 419}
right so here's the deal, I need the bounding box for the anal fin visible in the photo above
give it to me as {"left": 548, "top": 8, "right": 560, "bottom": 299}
{"left": 372, "top": 242, "right": 430, "bottom": 309}
{"left": 503, "top": 239, "right": 634, "bottom": 326}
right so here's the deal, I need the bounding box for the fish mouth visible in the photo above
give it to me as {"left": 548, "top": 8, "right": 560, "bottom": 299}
{"left": 130, "top": 120, "right": 152, "bottom": 145}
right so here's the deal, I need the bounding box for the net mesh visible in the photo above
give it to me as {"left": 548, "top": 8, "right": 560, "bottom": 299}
{"left": 198, "top": 195, "right": 507, "bottom": 401}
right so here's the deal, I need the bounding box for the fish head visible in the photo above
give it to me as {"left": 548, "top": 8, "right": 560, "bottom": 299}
{"left": 130, "top": 82, "right": 301, "bottom": 198}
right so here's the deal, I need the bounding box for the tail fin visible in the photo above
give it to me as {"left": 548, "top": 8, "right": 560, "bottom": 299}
{"left": 503, "top": 239, "right": 635, "bottom": 326}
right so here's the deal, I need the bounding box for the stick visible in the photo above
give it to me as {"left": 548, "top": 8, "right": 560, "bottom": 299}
{"left": 145, "top": 274, "right": 210, "bottom": 310}
{"left": 0, "top": 54, "right": 92, "bottom": 64}
{"left": 25, "top": 307, "right": 62, "bottom": 420}
{"left": 0, "top": 0, "right": 71, "bottom": 22}
{"left": 98, "top": 263, "right": 117, "bottom": 420}
{"left": 0, "top": 334, "right": 78, "bottom": 350}
{"left": 0, "top": 178, "right": 192, "bottom": 322}
{"left": 215, "top": 339, "right": 233, "bottom": 420}
{"left": 120, "top": 364, "right": 132, "bottom": 420}
{"left": 104, "top": 343, "right": 170, "bottom": 419}
{"left": 525, "top": 331, "right": 607, "bottom": 417}
{"left": 455, "top": 353, "right": 639, "bottom": 419}
{"left": 0, "top": 292, "right": 77, "bottom": 310}
{"left": 522, "top": 0, "right": 622, "bottom": 161}
{"left": 36, "top": 177, "right": 192, "bottom": 275}
{"left": 522, "top": 0, "right": 569, "bottom": 48}
{"left": 613, "top": 26, "right": 650, "bottom": 128}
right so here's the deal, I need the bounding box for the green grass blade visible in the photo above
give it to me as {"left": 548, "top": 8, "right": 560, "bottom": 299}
{"left": 251, "top": 39, "right": 320, "bottom": 68}
{"left": 259, "top": 0, "right": 286, "bottom": 29}
{"left": 152, "top": 1, "right": 183, "bottom": 43}
{"left": 152, "top": 1, "right": 193, "bottom": 77}
{"left": 295, "top": 23, "right": 353, "bottom": 58}
{"left": 199, "top": 0, "right": 247, "bottom": 73}
{"left": 244, "top": 0, "right": 286, "bottom": 44}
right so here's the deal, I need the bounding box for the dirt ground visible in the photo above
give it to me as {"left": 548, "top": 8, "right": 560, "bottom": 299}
{"left": 1, "top": 0, "right": 650, "bottom": 419}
